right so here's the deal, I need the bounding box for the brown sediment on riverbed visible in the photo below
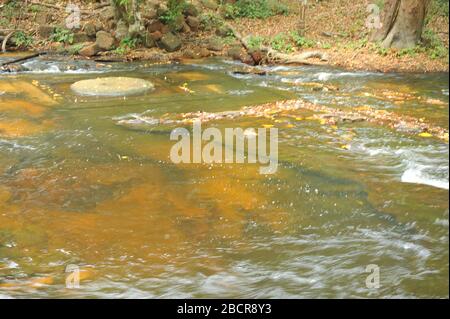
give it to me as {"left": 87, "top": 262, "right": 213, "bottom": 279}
{"left": 117, "top": 99, "right": 449, "bottom": 143}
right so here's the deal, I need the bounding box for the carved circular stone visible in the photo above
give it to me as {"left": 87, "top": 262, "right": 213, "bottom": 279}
{"left": 71, "top": 77, "right": 154, "bottom": 96}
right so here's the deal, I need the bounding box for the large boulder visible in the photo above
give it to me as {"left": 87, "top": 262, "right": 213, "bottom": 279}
{"left": 186, "top": 16, "right": 200, "bottom": 31}
{"left": 149, "top": 31, "right": 163, "bottom": 41}
{"left": 100, "top": 6, "right": 116, "bottom": 21}
{"left": 183, "top": 3, "right": 200, "bottom": 17}
{"left": 83, "top": 22, "right": 97, "bottom": 38}
{"left": 171, "top": 15, "right": 186, "bottom": 32}
{"left": 143, "top": 33, "right": 156, "bottom": 48}
{"left": 207, "top": 37, "right": 224, "bottom": 51}
{"left": 160, "top": 33, "right": 182, "bottom": 52}
{"left": 147, "top": 20, "right": 164, "bottom": 33}
{"left": 184, "top": 47, "right": 211, "bottom": 59}
{"left": 71, "top": 77, "right": 154, "bottom": 96}
{"left": 227, "top": 45, "right": 243, "bottom": 60}
{"left": 182, "top": 22, "right": 191, "bottom": 33}
{"left": 128, "top": 22, "right": 142, "bottom": 38}
{"left": 216, "top": 25, "right": 232, "bottom": 37}
{"left": 114, "top": 20, "right": 129, "bottom": 41}
{"left": 95, "top": 31, "right": 115, "bottom": 51}
{"left": 79, "top": 43, "right": 99, "bottom": 57}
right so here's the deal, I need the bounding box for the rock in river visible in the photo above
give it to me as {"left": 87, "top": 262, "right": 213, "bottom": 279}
{"left": 71, "top": 77, "right": 154, "bottom": 96}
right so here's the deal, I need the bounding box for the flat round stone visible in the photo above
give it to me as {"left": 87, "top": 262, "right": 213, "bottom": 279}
{"left": 71, "top": 77, "right": 154, "bottom": 96}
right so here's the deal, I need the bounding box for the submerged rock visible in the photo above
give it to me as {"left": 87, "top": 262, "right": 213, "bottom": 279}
{"left": 70, "top": 77, "right": 154, "bottom": 96}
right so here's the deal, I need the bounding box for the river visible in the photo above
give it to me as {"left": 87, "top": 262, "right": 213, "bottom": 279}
{"left": 0, "top": 56, "right": 448, "bottom": 298}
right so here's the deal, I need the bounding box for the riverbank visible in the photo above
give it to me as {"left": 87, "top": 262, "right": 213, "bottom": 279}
{"left": 0, "top": 0, "right": 449, "bottom": 73}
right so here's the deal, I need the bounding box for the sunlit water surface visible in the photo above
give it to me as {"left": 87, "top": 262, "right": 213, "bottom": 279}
{"left": 0, "top": 56, "right": 448, "bottom": 298}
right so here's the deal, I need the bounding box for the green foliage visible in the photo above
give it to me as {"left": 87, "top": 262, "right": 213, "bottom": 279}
{"left": 222, "top": 34, "right": 237, "bottom": 45}
{"left": 29, "top": 4, "right": 41, "bottom": 13}
{"left": 50, "top": 28, "right": 74, "bottom": 44}
{"left": 428, "top": 0, "right": 449, "bottom": 18}
{"left": 0, "top": 0, "right": 19, "bottom": 21}
{"left": 246, "top": 32, "right": 316, "bottom": 53}
{"left": 199, "top": 12, "right": 223, "bottom": 30}
{"left": 159, "top": 0, "right": 187, "bottom": 26}
{"left": 221, "top": 0, "right": 289, "bottom": 20}
{"left": 12, "top": 31, "right": 33, "bottom": 48}
{"left": 67, "top": 43, "right": 85, "bottom": 55}
{"left": 374, "top": 0, "right": 384, "bottom": 10}
{"left": 247, "top": 35, "right": 265, "bottom": 50}
{"left": 397, "top": 47, "right": 418, "bottom": 57}
{"left": 344, "top": 38, "right": 369, "bottom": 50}
{"left": 114, "top": 0, "right": 131, "bottom": 6}
{"left": 290, "top": 31, "right": 315, "bottom": 48}
{"left": 388, "top": 30, "right": 449, "bottom": 60}
{"left": 271, "top": 33, "right": 293, "bottom": 53}
{"left": 113, "top": 36, "right": 139, "bottom": 55}
{"left": 422, "top": 29, "right": 448, "bottom": 59}
{"left": 372, "top": 42, "right": 389, "bottom": 56}
{"left": 370, "top": 33, "right": 448, "bottom": 60}
{"left": 222, "top": 3, "right": 239, "bottom": 19}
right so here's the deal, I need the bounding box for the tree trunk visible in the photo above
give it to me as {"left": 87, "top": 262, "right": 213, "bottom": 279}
{"left": 370, "top": 0, "right": 431, "bottom": 49}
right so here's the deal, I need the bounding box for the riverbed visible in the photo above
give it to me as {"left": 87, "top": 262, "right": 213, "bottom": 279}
{"left": 0, "top": 56, "right": 448, "bottom": 298}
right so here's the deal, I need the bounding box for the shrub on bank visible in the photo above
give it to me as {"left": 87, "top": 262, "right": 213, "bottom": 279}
{"left": 221, "top": 0, "right": 289, "bottom": 20}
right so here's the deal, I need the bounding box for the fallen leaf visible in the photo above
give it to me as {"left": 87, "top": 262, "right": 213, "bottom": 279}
{"left": 418, "top": 132, "right": 433, "bottom": 138}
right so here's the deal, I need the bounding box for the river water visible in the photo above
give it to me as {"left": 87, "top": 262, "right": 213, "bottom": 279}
{"left": 0, "top": 56, "right": 448, "bottom": 298}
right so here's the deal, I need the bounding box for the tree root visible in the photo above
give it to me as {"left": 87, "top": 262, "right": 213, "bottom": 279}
{"left": 226, "top": 23, "right": 329, "bottom": 66}
{"left": 265, "top": 49, "right": 329, "bottom": 65}
{"left": 1, "top": 32, "right": 14, "bottom": 53}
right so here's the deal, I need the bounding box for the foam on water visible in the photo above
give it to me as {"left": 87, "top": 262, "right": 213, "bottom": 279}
{"left": 21, "top": 61, "right": 105, "bottom": 74}
{"left": 227, "top": 89, "right": 254, "bottom": 96}
{"left": 401, "top": 164, "right": 449, "bottom": 190}
{"left": 350, "top": 133, "right": 449, "bottom": 190}
{"left": 434, "top": 218, "right": 449, "bottom": 227}
{"left": 314, "top": 70, "right": 382, "bottom": 82}
{"left": 0, "top": 139, "right": 37, "bottom": 151}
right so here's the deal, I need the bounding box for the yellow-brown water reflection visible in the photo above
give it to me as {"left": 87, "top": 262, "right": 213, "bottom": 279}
{"left": 0, "top": 60, "right": 448, "bottom": 298}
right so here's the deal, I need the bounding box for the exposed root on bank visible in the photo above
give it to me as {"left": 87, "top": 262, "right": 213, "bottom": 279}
{"left": 265, "top": 49, "right": 329, "bottom": 65}
{"left": 116, "top": 99, "right": 448, "bottom": 142}
{"left": 227, "top": 24, "right": 329, "bottom": 66}
{"left": 1, "top": 32, "right": 14, "bottom": 53}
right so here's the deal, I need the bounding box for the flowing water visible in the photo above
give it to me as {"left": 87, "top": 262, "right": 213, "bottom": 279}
{"left": 0, "top": 56, "right": 448, "bottom": 298}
